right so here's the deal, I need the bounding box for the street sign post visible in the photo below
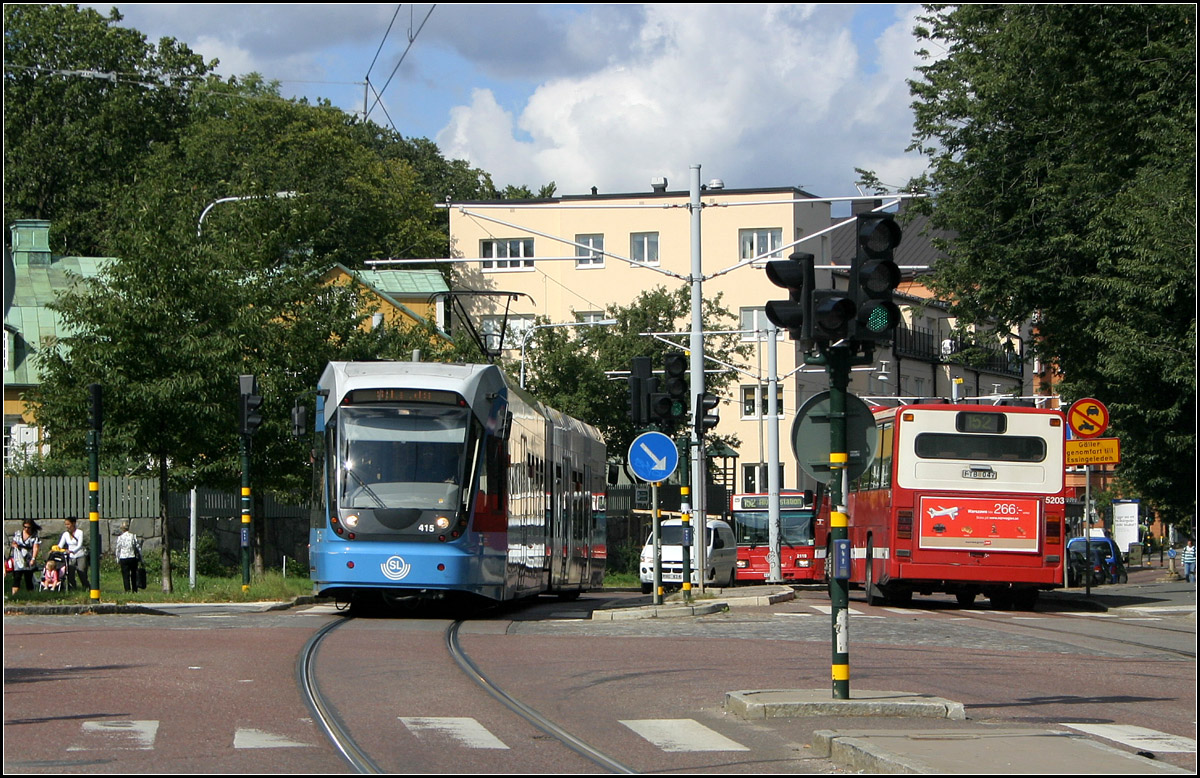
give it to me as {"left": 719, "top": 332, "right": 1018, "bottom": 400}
{"left": 1065, "top": 437, "right": 1120, "bottom": 466}
{"left": 628, "top": 431, "right": 679, "bottom": 483}
{"left": 1067, "top": 397, "right": 1109, "bottom": 439}
{"left": 790, "top": 390, "right": 878, "bottom": 484}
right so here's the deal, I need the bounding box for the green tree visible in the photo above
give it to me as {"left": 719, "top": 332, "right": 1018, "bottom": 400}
{"left": 906, "top": 4, "right": 1196, "bottom": 527}
{"left": 515, "top": 285, "right": 748, "bottom": 461}
{"left": 29, "top": 86, "right": 479, "bottom": 589}
{"left": 3, "top": 4, "right": 212, "bottom": 255}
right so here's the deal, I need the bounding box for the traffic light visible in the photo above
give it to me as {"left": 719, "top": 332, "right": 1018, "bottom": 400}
{"left": 239, "top": 374, "right": 264, "bottom": 436}
{"left": 662, "top": 353, "right": 688, "bottom": 423}
{"left": 695, "top": 393, "right": 719, "bottom": 438}
{"left": 627, "top": 357, "right": 652, "bottom": 426}
{"left": 851, "top": 213, "right": 902, "bottom": 343}
{"left": 810, "top": 290, "right": 856, "bottom": 344}
{"left": 764, "top": 252, "right": 815, "bottom": 344}
{"left": 87, "top": 383, "right": 103, "bottom": 432}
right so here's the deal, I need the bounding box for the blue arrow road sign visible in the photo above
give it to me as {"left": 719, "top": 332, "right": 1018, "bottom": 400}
{"left": 628, "top": 431, "right": 679, "bottom": 482}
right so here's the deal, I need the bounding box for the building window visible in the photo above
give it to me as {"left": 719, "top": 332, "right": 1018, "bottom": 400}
{"left": 739, "top": 307, "right": 785, "bottom": 341}
{"left": 577, "top": 311, "right": 608, "bottom": 324}
{"left": 575, "top": 234, "right": 604, "bottom": 268}
{"left": 741, "top": 385, "right": 784, "bottom": 418}
{"left": 741, "top": 463, "right": 786, "bottom": 493}
{"left": 739, "top": 228, "right": 783, "bottom": 262}
{"left": 630, "top": 232, "right": 659, "bottom": 265}
{"left": 481, "top": 238, "right": 534, "bottom": 271}
{"left": 480, "top": 314, "right": 535, "bottom": 351}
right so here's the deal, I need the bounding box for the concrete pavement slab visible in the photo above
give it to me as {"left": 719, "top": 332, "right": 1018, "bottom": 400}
{"left": 810, "top": 727, "right": 1192, "bottom": 774}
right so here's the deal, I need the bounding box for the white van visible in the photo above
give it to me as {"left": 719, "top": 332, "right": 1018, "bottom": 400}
{"left": 639, "top": 518, "right": 737, "bottom": 593}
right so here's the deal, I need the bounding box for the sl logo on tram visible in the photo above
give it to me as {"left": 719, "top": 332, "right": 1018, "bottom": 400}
{"left": 381, "top": 555, "right": 412, "bottom": 581}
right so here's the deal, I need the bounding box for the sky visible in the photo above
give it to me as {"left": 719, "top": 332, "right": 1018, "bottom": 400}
{"left": 91, "top": 3, "right": 931, "bottom": 209}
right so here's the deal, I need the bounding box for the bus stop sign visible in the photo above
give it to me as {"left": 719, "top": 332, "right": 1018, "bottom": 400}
{"left": 791, "top": 390, "right": 877, "bottom": 485}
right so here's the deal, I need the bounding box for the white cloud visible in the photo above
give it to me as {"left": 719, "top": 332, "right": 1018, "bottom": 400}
{"left": 437, "top": 4, "right": 926, "bottom": 197}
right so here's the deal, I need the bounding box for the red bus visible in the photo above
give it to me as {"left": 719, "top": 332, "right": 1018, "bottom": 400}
{"left": 730, "top": 491, "right": 827, "bottom": 582}
{"left": 824, "top": 402, "right": 1066, "bottom": 609}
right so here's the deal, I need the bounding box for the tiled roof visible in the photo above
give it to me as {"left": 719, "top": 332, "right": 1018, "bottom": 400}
{"left": 4, "top": 253, "right": 113, "bottom": 387}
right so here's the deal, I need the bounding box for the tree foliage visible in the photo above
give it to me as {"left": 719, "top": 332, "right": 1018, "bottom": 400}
{"left": 3, "top": 4, "right": 213, "bottom": 255}
{"left": 514, "top": 285, "right": 748, "bottom": 460}
{"left": 907, "top": 4, "right": 1196, "bottom": 526}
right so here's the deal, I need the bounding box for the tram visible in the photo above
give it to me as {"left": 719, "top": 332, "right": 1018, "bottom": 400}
{"left": 306, "top": 361, "right": 607, "bottom": 607}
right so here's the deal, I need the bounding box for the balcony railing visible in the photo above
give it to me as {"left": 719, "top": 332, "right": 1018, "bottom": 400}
{"left": 894, "top": 326, "right": 1023, "bottom": 378}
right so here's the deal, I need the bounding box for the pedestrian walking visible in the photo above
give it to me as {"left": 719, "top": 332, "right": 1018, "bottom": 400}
{"left": 1183, "top": 539, "right": 1196, "bottom": 584}
{"left": 114, "top": 521, "right": 141, "bottom": 592}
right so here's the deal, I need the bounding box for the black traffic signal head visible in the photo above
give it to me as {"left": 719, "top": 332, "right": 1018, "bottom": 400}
{"left": 239, "top": 374, "right": 264, "bottom": 436}
{"left": 810, "top": 290, "right": 856, "bottom": 344}
{"left": 695, "top": 392, "right": 719, "bottom": 438}
{"left": 663, "top": 353, "right": 688, "bottom": 400}
{"left": 627, "top": 356, "right": 653, "bottom": 426}
{"left": 764, "top": 252, "right": 815, "bottom": 343}
{"left": 87, "top": 383, "right": 103, "bottom": 431}
{"left": 851, "top": 213, "right": 902, "bottom": 343}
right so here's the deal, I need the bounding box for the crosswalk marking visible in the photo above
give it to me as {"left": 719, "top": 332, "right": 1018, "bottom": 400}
{"left": 620, "top": 718, "right": 749, "bottom": 752}
{"left": 68, "top": 720, "right": 158, "bottom": 751}
{"left": 809, "top": 604, "right": 882, "bottom": 618}
{"left": 399, "top": 717, "right": 509, "bottom": 749}
{"left": 1060, "top": 723, "right": 1196, "bottom": 753}
{"left": 233, "top": 728, "right": 313, "bottom": 749}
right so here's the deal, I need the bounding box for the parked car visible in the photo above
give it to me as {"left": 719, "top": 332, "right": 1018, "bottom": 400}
{"left": 1065, "top": 537, "right": 1128, "bottom": 586}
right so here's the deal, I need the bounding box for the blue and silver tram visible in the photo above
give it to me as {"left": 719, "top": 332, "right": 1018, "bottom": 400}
{"left": 308, "top": 361, "right": 607, "bottom": 606}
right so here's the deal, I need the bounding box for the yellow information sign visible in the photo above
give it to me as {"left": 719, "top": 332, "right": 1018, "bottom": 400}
{"left": 1066, "top": 437, "right": 1120, "bottom": 466}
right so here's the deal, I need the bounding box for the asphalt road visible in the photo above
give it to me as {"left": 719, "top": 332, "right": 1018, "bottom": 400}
{"left": 3, "top": 571, "right": 1194, "bottom": 773}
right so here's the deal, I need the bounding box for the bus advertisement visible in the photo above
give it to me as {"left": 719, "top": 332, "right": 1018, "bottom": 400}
{"left": 820, "top": 402, "right": 1066, "bottom": 610}
{"left": 729, "top": 491, "right": 826, "bottom": 583}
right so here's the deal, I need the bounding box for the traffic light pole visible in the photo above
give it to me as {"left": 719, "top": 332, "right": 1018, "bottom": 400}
{"left": 86, "top": 383, "right": 102, "bottom": 601}
{"left": 807, "top": 342, "right": 873, "bottom": 700}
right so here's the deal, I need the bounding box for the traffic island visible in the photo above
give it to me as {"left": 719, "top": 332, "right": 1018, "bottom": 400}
{"left": 726, "top": 689, "right": 967, "bottom": 720}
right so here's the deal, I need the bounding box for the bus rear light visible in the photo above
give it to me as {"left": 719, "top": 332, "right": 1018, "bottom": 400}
{"left": 346, "top": 561, "right": 355, "bottom": 568}
{"left": 1045, "top": 515, "right": 1062, "bottom": 544}
{"left": 897, "top": 510, "right": 913, "bottom": 539}
{"left": 736, "top": 560, "right": 748, "bottom": 569}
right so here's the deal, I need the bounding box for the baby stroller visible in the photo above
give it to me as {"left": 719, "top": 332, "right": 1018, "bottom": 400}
{"left": 39, "top": 547, "right": 70, "bottom": 592}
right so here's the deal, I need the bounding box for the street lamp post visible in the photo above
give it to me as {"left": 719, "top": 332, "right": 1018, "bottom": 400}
{"left": 197, "top": 191, "right": 299, "bottom": 236}
{"left": 519, "top": 319, "right": 618, "bottom": 388}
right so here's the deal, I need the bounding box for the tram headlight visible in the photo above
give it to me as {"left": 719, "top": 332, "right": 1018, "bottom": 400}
{"left": 343, "top": 514, "right": 360, "bottom": 529}
{"left": 435, "top": 516, "right": 451, "bottom": 530}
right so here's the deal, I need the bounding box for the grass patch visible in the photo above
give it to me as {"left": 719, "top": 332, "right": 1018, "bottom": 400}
{"left": 6, "top": 568, "right": 311, "bottom": 605}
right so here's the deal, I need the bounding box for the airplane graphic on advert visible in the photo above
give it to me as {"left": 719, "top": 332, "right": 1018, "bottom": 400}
{"left": 927, "top": 506, "right": 960, "bottom": 521}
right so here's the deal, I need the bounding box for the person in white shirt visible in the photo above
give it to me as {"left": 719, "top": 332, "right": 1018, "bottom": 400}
{"left": 58, "top": 517, "right": 87, "bottom": 590}
{"left": 114, "top": 521, "right": 142, "bottom": 592}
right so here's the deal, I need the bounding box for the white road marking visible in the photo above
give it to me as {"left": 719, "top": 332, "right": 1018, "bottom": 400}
{"left": 620, "top": 718, "right": 749, "bottom": 752}
{"left": 68, "top": 720, "right": 159, "bottom": 751}
{"left": 399, "top": 717, "right": 509, "bottom": 749}
{"left": 1060, "top": 723, "right": 1196, "bottom": 753}
{"left": 233, "top": 728, "right": 313, "bottom": 749}
{"left": 809, "top": 604, "right": 882, "bottom": 618}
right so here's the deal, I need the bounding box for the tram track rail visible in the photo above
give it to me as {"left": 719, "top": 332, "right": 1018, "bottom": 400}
{"left": 297, "top": 614, "right": 636, "bottom": 774}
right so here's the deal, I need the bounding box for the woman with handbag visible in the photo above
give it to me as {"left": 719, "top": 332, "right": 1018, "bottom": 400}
{"left": 114, "top": 521, "right": 142, "bottom": 593}
{"left": 10, "top": 520, "right": 42, "bottom": 595}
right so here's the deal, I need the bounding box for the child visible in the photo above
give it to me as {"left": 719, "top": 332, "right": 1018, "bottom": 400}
{"left": 41, "top": 558, "right": 61, "bottom": 590}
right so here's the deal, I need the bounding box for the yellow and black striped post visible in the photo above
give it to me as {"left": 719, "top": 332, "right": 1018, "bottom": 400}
{"left": 827, "top": 347, "right": 851, "bottom": 699}
{"left": 86, "top": 383, "right": 102, "bottom": 601}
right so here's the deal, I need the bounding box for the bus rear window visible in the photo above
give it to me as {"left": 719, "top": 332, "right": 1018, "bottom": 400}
{"left": 914, "top": 432, "right": 1047, "bottom": 462}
